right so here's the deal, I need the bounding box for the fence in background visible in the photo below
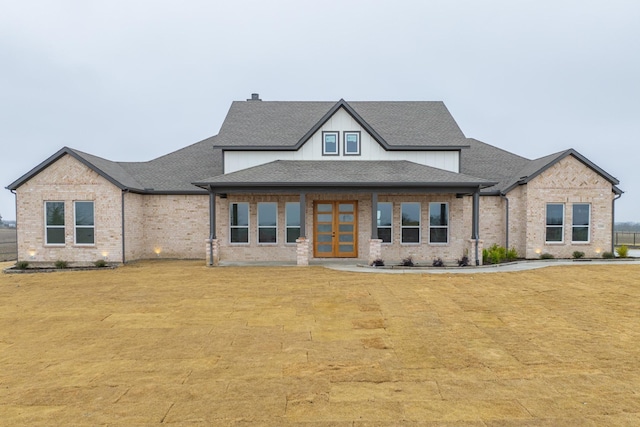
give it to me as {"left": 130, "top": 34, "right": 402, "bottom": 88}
{"left": 0, "top": 228, "right": 17, "bottom": 262}
{"left": 615, "top": 232, "right": 640, "bottom": 248}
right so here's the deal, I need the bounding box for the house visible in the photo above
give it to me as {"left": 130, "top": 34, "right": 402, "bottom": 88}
{"left": 6, "top": 95, "right": 623, "bottom": 266}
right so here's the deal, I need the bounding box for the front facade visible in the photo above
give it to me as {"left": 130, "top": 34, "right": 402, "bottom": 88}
{"left": 7, "top": 95, "right": 623, "bottom": 266}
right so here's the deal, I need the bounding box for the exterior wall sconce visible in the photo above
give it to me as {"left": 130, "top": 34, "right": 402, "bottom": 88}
{"left": 595, "top": 248, "right": 602, "bottom": 254}
{"left": 29, "top": 250, "right": 36, "bottom": 260}
{"left": 101, "top": 251, "right": 109, "bottom": 260}
{"left": 535, "top": 248, "right": 542, "bottom": 255}
{"left": 154, "top": 247, "right": 162, "bottom": 257}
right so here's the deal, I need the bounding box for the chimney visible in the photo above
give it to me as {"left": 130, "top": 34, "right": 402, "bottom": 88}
{"left": 247, "top": 93, "right": 262, "bottom": 101}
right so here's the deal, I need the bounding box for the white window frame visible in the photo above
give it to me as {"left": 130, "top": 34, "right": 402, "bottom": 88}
{"left": 44, "top": 201, "right": 65, "bottom": 246}
{"left": 285, "top": 202, "right": 301, "bottom": 244}
{"left": 322, "top": 131, "right": 339, "bottom": 156}
{"left": 428, "top": 202, "right": 449, "bottom": 244}
{"left": 572, "top": 203, "right": 591, "bottom": 243}
{"left": 74, "top": 201, "right": 95, "bottom": 245}
{"left": 230, "top": 202, "right": 250, "bottom": 244}
{"left": 343, "top": 131, "right": 361, "bottom": 156}
{"left": 401, "top": 202, "right": 421, "bottom": 244}
{"left": 257, "top": 202, "right": 278, "bottom": 244}
{"left": 376, "top": 202, "right": 392, "bottom": 244}
{"left": 545, "top": 203, "right": 565, "bottom": 243}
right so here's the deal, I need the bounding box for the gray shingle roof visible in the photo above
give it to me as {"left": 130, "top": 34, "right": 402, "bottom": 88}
{"left": 214, "top": 100, "right": 468, "bottom": 149}
{"left": 195, "top": 160, "right": 494, "bottom": 189}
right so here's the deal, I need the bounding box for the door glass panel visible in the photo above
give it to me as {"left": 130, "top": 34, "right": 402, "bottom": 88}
{"left": 317, "top": 214, "right": 332, "bottom": 222}
{"left": 338, "top": 224, "right": 353, "bottom": 232}
{"left": 317, "top": 224, "right": 332, "bottom": 232}
{"left": 339, "top": 244, "right": 354, "bottom": 252}
{"left": 339, "top": 203, "right": 354, "bottom": 212}
{"left": 318, "top": 244, "right": 332, "bottom": 252}
{"left": 339, "top": 234, "right": 353, "bottom": 242}
{"left": 317, "top": 204, "right": 332, "bottom": 212}
{"left": 317, "top": 234, "right": 332, "bottom": 242}
{"left": 338, "top": 214, "right": 354, "bottom": 222}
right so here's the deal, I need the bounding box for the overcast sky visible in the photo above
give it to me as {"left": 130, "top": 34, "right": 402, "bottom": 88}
{"left": 1, "top": 0, "right": 638, "bottom": 222}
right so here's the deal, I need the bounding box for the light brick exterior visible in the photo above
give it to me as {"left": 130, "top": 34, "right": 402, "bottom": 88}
{"left": 14, "top": 154, "right": 617, "bottom": 265}
{"left": 15, "top": 154, "right": 209, "bottom": 265}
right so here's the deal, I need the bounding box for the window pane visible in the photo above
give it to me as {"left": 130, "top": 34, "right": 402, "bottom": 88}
{"left": 286, "top": 227, "right": 300, "bottom": 243}
{"left": 317, "top": 224, "right": 332, "bottom": 232}
{"left": 339, "top": 244, "right": 354, "bottom": 252}
{"left": 317, "top": 244, "right": 332, "bottom": 252}
{"left": 46, "top": 202, "right": 65, "bottom": 226}
{"left": 338, "top": 224, "right": 354, "bottom": 232}
{"left": 258, "top": 203, "right": 277, "bottom": 227}
{"left": 230, "top": 203, "right": 249, "bottom": 226}
{"left": 338, "top": 214, "right": 354, "bottom": 222}
{"left": 345, "top": 133, "right": 359, "bottom": 154}
{"left": 46, "top": 228, "right": 65, "bottom": 244}
{"left": 402, "top": 228, "right": 420, "bottom": 243}
{"left": 324, "top": 133, "right": 337, "bottom": 154}
{"left": 377, "top": 227, "right": 391, "bottom": 243}
{"left": 430, "top": 228, "right": 447, "bottom": 243}
{"left": 546, "top": 227, "right": 563, "bottom": 242}
{"left": 317, "top": 204, "right": 332, "bottom": 212}
{"left": 230, "top": 228, "right": 248, "bottom": 243}
{"left": 573, "top": 204, "right": 590, "bottom": 226}
{"left": 318, "top": 214, "right": 332, "bottom": 222}
{"left": 76, "top": 228, "right": 94, "bottom": 244}
{"left": 572, "top": 227, "right": 589, "bottom": 242}
{"left": 377, "top": 203, "right": 392, "bottom": 227}
{"left": 339, "top": 203, "right": 354, "bottom": 212}
{"left": 401, "top": 203, "right": 420, "bottom": 226}
{"left": 258, "top": 228, "right": 276, "bottom": 243}
{"left": 546, "top": 204, "right": 563, "bottom": 225}
{"left": 285, "top": 203, "right": 300, "bottom": 227}
{"left": 429, "top": 203, "right": 448, "bottom": 226}
{"left": 339, "top": 234, "right": 353, "bottom": 242}
{"left": 75, "top": 201, "right": 94, "bottom": 226}
{"left": 317, "top": 234, "right": 332, "bottom": 242}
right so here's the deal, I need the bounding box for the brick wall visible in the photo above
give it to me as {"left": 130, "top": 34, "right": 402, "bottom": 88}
{"left": 15, "top": 154, "right": 123, "bottom": 265}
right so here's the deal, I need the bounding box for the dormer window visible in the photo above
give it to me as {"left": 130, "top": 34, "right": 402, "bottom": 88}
{"left": 344, "top": 132, "right": 360, "bottom": 155}
{"left": 322, "top": 132, "right": 339, "bottom": 156}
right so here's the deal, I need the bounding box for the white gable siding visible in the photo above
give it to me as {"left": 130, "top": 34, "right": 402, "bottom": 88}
{"left": 224, "top": 108, "right": 460, "bottom": 173}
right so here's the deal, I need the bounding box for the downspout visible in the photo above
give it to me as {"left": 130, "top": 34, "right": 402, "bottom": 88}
{"left": 10, "top": 189, "right": 17, "bottom": 261}
{"left": 121, "top": 189, "right": 128, "bottom": 264}
{"left": 500, "top": 192, "right": 509, "bottom": 249}
{"left": 612, "top": 192, "right": 622, "bottom": 254}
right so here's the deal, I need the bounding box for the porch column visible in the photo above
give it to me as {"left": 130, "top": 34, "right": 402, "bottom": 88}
{"left": 299, "top": 192, "right": 306, "bottom": 238}
{"left": 371, "top": 192, "right": 378, "bottom": 239}
{"left": 471, "top": 188, "right": 481, "bottom": 266}
{"left": 207, "top": 187, "right": 217, "bottom": 266}
{"left": 296, "top": 192, "right": 309, "bottom": 266}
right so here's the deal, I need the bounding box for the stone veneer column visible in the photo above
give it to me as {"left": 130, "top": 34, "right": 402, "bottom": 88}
{"left": 205, "top": 238, "right": 220, "bottom": 266}
{"left": 369, "top": 239, "right": 382, "bottom": 265}
{"left": 467, "top": 239, "right": 484, "bottom": 266}
{"left": 296, "top": 237, "right": 309, "bottom": 266}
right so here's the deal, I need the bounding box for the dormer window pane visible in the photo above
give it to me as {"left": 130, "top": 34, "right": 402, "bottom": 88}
{"left": 322, "top": 132, "right": 339, "bottom": 155}
{"left": 344, "top": 132, "right": 360, "bottom": 155}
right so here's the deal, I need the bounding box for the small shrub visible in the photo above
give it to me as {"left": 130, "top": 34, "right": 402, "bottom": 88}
{"left": 400, "top": 256, "right": 414, "bottom": 267}
{"left": 370, "top": 258, "right": 384, "bottom": 267}
{"left": 483, "top": 244, "right": 516, "bottom": 264}
{"left": 457, "top": 256, "right": 469, "bottom": 267}
{"left": 602, "top": 251, "right": 614, "bottom": 259}
{"left": 16, "top": 261, "right": 29, "bottom": 270}
{"left": 572, "top": 251, "right": 585, "bottom": 259}
{"left": 540, "top": 253, "right": 555, "bottom": 260}
{"left": 432, "top": 257, "right": 444, "bottom": 267}
{"left": 616, "top": 245, "right": 629, "bottom": 258}
{"left": 54, "top": 260, "right": 68, "bottom": 269}
{"left": 94, "top": 259, "right": 108, "bottom": 268}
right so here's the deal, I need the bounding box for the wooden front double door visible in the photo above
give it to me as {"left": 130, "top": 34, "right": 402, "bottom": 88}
{"left": 313, "top": 201, "right": 358, "bottom": 258}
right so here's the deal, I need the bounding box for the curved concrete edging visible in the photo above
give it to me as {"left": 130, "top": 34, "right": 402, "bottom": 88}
{"left": 326, "top": 258, "right": 640, "bottom": 274}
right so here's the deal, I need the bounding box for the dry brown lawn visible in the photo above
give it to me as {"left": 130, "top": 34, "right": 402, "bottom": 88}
{"left": 1, "top": 260, "right": 640, "bottom": 426}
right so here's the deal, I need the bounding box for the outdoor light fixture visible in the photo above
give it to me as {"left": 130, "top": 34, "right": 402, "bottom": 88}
{"left": 29, "top": 250, "right": 36, "bottom": 260}
{"left": 154, "top": 247, "right": 162, "bottom": 257}
{"left": 595, "top": 248, "right": 602, "bottom": 254}
{"left": 535, "top": 248, "right": 542, "bottom": 255}
{"left": 101, "top": 251, "right": 109, "bottom": 260}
